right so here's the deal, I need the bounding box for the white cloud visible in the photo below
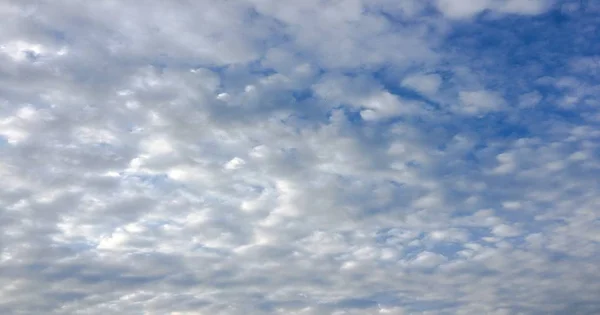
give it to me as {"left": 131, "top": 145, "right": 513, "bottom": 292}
{"left": 401, "top": 73, "right": 443, "bottom": 96}
{"left": 435, "top": 0, "right": 554, "bottom": 19}
{"left": 458, "top": 90, "right": 505, "bottom": 115}
{"left": 1, "top": 0, "right": 599, "bottom": 314}
{"left": 435, "top": 0, "right": 492, "bottom": 19}
{"left": 360, "top": 91, "right": 422, "bottom": 121}
{"left": 409, "top": 251, "right": 448, "bottom": 269}
{"left": 491, "top": 224, "right": 521, "bottom": 237}
{"left": 224, "top": 157, "right": 246, "bottom": 170}
{"left": 498, "top": 0, "right": 554, "bottom": 15}
{"left": 519, "top": 91, "right": 542, "bottom": 108}
{"left": 428, "top": 228, "right": 470, "bottom": 243}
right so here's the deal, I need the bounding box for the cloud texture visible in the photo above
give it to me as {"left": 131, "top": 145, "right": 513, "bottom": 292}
{"left": 1, "top": 0, "right": 600, "bottom": 314}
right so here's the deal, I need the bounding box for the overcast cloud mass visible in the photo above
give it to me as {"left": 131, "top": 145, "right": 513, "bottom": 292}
{"left": 1, "top": 0, "right": 600, "bottom": 314}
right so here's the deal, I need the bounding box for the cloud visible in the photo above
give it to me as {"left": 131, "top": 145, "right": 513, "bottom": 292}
{"left": 457, "top": 90, "right": 505, "bottom": 115}
{"left": 434, "top": 0, "right": 554, "bottom": 19}
{"left": 491, "top": 224, "right": 521, "bottom": 238}
{"left": 435, "top": 0, "right": 493, "bottom": 19}
{"left": 1, "top": 0, "right": 599, "bottom": 314}
{"left": 401, "top": 73, "right": 443, "bottom": 96}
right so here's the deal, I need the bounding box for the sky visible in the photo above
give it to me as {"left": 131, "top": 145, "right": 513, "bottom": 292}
{"left": 1, "top": 0, "right": 599, "bottom": 314}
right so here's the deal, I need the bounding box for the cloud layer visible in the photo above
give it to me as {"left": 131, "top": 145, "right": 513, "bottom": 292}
{"left": 1, "top": 0, "right": 600, "bottom": 314}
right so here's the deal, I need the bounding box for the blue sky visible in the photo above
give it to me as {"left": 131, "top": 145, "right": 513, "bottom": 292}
{"left": 1, "top": 0, "right": 599, "bottom": 314}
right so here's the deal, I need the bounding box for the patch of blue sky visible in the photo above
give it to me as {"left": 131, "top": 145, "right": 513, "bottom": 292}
{"left": 428, "top": 242, "right": 468, "bottom": 259}
{"left": 444, "top": 7, "right": 598, "bottom": 105}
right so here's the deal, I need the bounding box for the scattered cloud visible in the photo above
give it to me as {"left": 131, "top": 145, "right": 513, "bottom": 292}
{"left": 1, "top": 0, "right": 599, "bottom": 314}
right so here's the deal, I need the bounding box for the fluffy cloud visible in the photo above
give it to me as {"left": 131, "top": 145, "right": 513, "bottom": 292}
{"left": 1, "top": 0, "right": 600, "bottom": 314}
{"left": 401, "top": 73, "right": 443, "bottom": 96}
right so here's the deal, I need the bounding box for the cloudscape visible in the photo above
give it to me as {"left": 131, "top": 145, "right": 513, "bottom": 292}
{"left": 1, "top": 0, "right": 599, "bottom": 314}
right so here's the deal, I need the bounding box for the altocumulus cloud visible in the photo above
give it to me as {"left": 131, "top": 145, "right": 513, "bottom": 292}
{"left": 1, "top": 0, "right": 600, "bottom": 314}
